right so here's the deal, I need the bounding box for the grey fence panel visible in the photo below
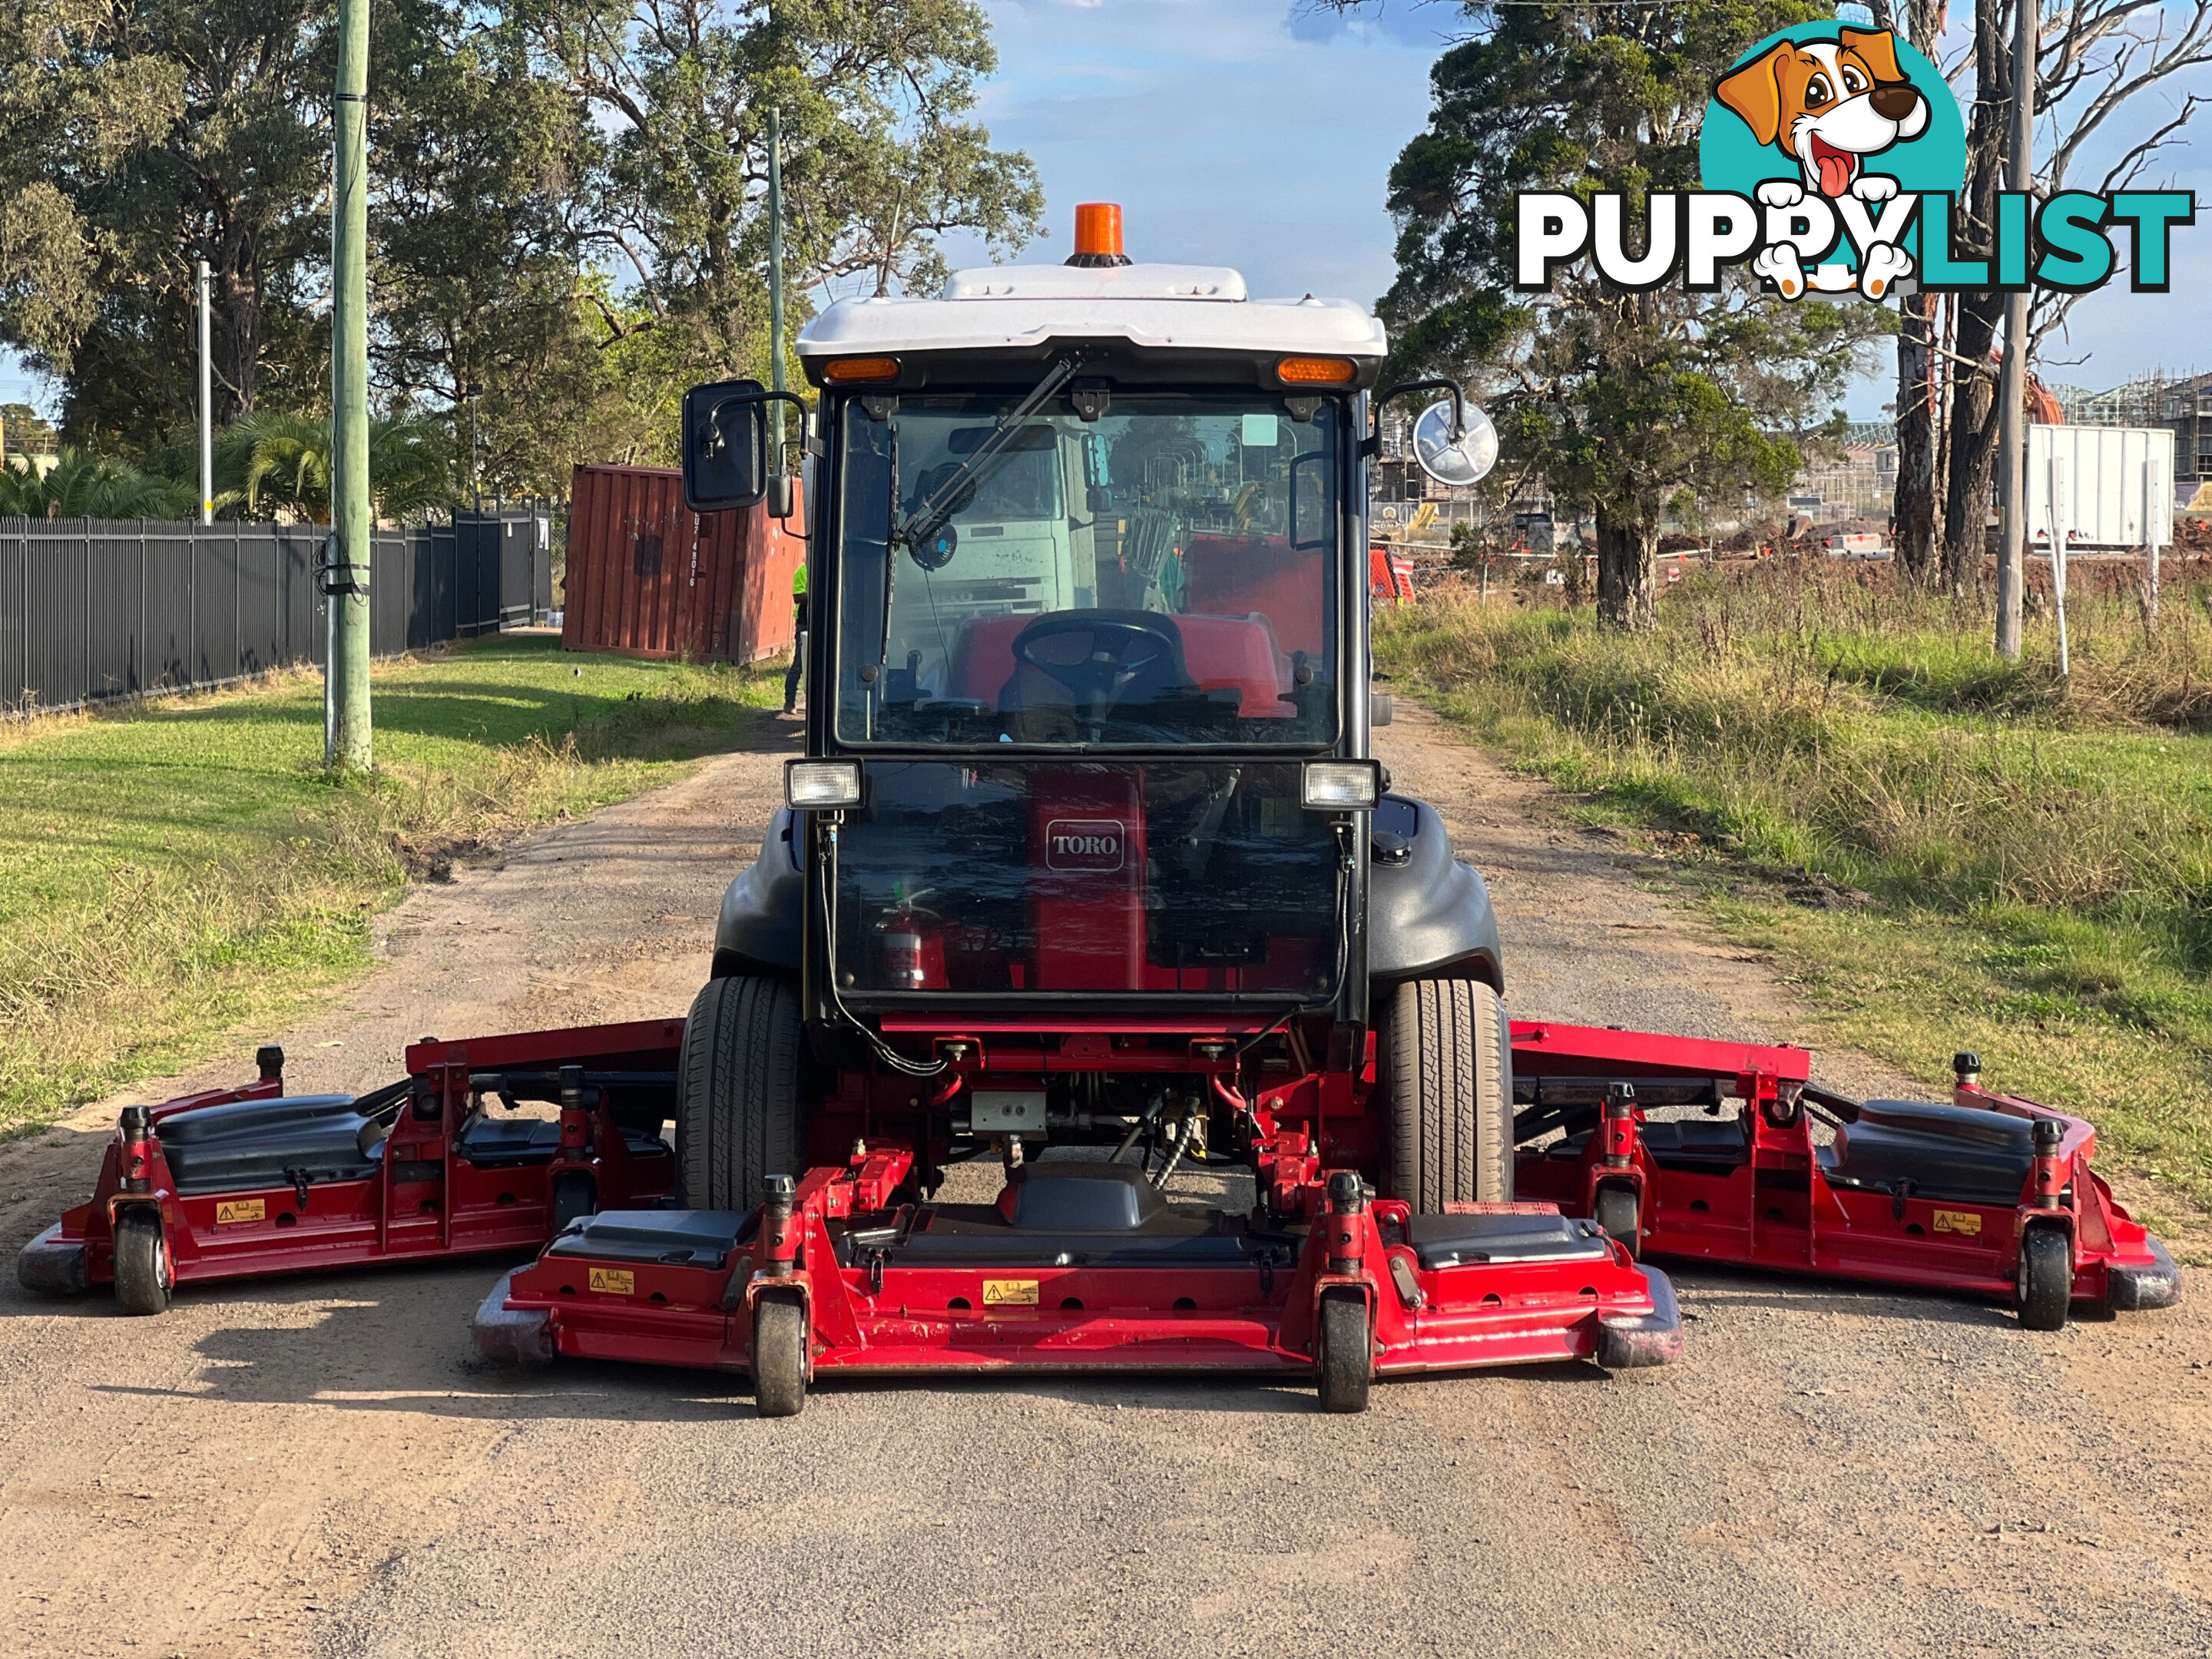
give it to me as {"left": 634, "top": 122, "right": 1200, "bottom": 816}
{"left": 3, "top": 512, "right": 534, "bottom": 717}
{"left": 0, "top": 525, "right": 22, "bottom": 707}
{"left": 25, "top": 521, "right": 90, "bottom": 713}
{"left": 88, "top": 524, "right": 141, "bottom": 702}
{"left": 147, "top": 525, "right": 196, "bottom": 693}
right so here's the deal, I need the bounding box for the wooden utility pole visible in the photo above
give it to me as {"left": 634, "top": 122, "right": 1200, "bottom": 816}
{"left": 327, "top": 0, "right": 373, "bottom": 769}
{"left": 1993, "top": 0, "right": 2035, "bottom": 659}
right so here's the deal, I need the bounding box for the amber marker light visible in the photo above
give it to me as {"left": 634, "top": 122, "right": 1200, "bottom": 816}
{"left": 1068, "top": 203, "right": 1134, "bottom": 268}
{"left": 1277, "top": 356, "right": 1357, "bottom": 386}
{"left": 823, "top": 356, "right": 900, "bottom": 384}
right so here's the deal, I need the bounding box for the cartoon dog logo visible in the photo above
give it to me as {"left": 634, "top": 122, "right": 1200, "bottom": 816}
{"left": 1710, "top": 26, "right": 1939, "bottom": 302}
{"left": 1716, "top": 28, "right": 1929, "bottom": 200}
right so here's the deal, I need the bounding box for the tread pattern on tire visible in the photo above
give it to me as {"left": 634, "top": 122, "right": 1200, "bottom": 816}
{"left": 677, "top": 975, "right": 804, "bottom": 1211}
{"left": 753, "top": 1290, "right": 808, "bottom": 1418}
{"left": 1316, "top": 1287, "right": 1372, "bottom": 1413}
{"left": 2018, "top": 1226, "right": 2071, "bottom": 1332}
{"left": 111, "top": 1209, "right": 170, "bottom": 1316}
{"left": 1386, "top": 978, "right": 1513, "bottom": 1210}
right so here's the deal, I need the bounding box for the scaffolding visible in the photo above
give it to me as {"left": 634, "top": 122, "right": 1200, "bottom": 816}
{"left": 2058, "top": 371, "right": 2212, "bottom": 480}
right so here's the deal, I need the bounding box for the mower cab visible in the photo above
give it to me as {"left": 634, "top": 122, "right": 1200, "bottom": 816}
{"left": 475, "top": 206, "right": 1678, "bottom": 1413}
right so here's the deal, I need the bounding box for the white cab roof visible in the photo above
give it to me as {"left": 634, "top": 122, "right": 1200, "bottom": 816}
{"left": 798, "top": 261, "right": 1387, "bottom": 359}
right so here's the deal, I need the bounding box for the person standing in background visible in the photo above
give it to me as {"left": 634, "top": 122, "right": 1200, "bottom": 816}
{"left": 783, "top": 561, "right": 809, "bottom": 714}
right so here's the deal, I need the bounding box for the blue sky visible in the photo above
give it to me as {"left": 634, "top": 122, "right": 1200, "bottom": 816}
{"left": 5, "top": 0, "right": 2202, "bottom": 422}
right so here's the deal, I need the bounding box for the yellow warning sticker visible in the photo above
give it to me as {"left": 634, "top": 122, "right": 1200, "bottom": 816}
{"left": 982, "top": 1279, "right": 1039, "bottom": 1306}
{"left": 214, "top": 1198, "right": 265, "bottom": 1226}
{"left": 1932, "top": 1209, "right": 1983, "bottom": 1237}
{"left": 588, "top": 1266, "right": 635, "bottom": 1296}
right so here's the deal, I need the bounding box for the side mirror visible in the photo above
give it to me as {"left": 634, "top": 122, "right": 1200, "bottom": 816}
{"left": 767, "top": 473, "right": 795, "bottom": 520}
{"left": 1411, "top": 399, "right": 1498, "bottom": 488}
{"left": 682, "top": 378, "right": 769, "bottom": 512}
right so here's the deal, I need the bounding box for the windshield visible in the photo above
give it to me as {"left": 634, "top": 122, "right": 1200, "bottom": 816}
{"left": 834, "top": 392, "right": 1342, "bottom": 747}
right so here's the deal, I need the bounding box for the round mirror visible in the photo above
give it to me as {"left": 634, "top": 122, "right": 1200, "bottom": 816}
{"left": 1411, "top": 399, "right": 1498, "bottom": 488}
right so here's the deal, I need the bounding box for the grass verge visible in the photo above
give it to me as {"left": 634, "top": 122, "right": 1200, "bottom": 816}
{"left": 1376, "top": 560, "right": 2212, "bottom": 1208}
{"left": 0, "top": 636, "right": 780, "bottom": 1134}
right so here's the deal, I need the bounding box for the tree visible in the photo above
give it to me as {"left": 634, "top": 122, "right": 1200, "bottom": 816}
{"left": 0, "top": 0, "right": 330, "bottom": 444}
{"left": 370, "top": 0, "right": 628, "bottom": 496}
{"left": 518, "top": 0, "right": 1043, "bottom": 392}
{"left": 213, "top": 410, "right": 453, "bottom": 524}
{"left": 0, "top": 0, "right": 1041, "bottom": 481}
{"left": 1874, "top": 0, "right": 1945, "bottom": 586}
{"left": 1369, "top": 0, "right": 1886, "bottom": 627}
{"left": 0, "top": 449, "right": 191, "bottom": 518}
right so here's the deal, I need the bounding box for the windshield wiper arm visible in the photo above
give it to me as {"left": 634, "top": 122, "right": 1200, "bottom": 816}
{"left": 894, "top": 356, "right": 1081, "bottom": 553}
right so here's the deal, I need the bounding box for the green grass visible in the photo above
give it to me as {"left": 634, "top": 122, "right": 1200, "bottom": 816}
{"left": 1376, "top": 561, "right": 2212, "bottom": 1207}
{"left": 0, "top": 637, "right": 780, "bottom": 1132}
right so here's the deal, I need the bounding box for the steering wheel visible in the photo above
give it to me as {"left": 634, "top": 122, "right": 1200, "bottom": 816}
{"left": 1011, "top": 614, "right": 1185, "bottom": 731}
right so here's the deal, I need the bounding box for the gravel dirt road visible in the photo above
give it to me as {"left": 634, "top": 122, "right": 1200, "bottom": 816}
{"left": 2, "top": 701, "right": 2206, "bottom": 1659}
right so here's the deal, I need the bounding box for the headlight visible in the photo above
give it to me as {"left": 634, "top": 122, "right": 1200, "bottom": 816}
{"left": 786, "top": 759, "right": 863, "bottom": 810}
{"left": 1302, "top": 760, "right": 1380, "bottom": 810}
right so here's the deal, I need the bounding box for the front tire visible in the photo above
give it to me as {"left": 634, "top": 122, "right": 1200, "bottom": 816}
{"left": 111, "top": 1209, "right": 171, "bottom": 1316}
{"left": 2018, "top": 1227, "right": 2072, "bottom": 1332}
{"left": 1385, "top": 979, "right": 1514, "bottom": 1209}
{"left": 677, "top": 975, "right": 804, "bottom": 1210}
{"left": 1315, "top": 1288, "right": 1373, "bottom": 1413}
{"left": 549, "top": 1171, "right": 596, "bottom": 1233}
{"left": 1594, "top": 1183, "right": 1640, "bottom": 1258}
{"left": 752, "top": 1291, "right": 808, "bottom": 1418}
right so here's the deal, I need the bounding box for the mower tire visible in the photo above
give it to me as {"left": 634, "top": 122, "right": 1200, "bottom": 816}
{"left": 677, "top": 975, "right": 804, "bottom": 1211}
{"left": 549, "top": 1171, "right": 595, "bottom": 1233}
{"left": 1594, "top": 1183, "right": 1640, "bottom": 1259}
{"left": 1385, "top": 978, "right": 1514, "bottom": 1210}
{"left": 2018, "top": 1226, "right": 2072, "bottom": 1332}
{"left": 1315, "top": 1287, "right": 1373, "bottom": 1412}
{"left": 752, "top": 1290, "right": 808, "bottom": 1418}
{"left": 111, "top": 1208, "right": 171, "bottom": 1316}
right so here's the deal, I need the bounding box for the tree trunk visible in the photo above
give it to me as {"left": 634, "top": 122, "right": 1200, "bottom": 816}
{"left": 1889, "top": 0, "right": 1947, "bottom": 582}
{"left": 1942, "top": 316, "right": 2002, "bottom": 594}
{"left": 1595, "top": 500, "right": 1657, "bottom": 630}
{"left": 1893, "top": 286, "right": 1939, "bottom": 583}
{"left": 1939, "top": 0, "right": 2011, "bottom": 594}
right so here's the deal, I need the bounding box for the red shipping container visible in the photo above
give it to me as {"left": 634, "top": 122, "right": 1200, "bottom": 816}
{"left": 561, "top": 463, "right": 805, "bottom": 664}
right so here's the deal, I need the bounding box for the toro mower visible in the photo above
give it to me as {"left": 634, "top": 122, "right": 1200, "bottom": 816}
{"left": 470, "top": 204, "right": 1686, "bottom": 1415}
{"left": 1512, "top": 1025, "right": 2179, "bottom": 1330}
{"left": 22, "top": 207, "right": 2176, "bottom": 1412}
{"left": 18, "top": 1022, "right": 681, "bottom": 1311}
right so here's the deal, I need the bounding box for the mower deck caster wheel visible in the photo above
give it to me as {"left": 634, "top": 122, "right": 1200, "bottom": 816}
{"left": 1594, "top": 1184, "right": 1640, "bottom": 1260}
{"left": 752, "top": 1292, "right": 807, "bottom": 1418}
{"left": 2018, "top": 1227, "right": 2071, "bottom": 1332}
{"left": 1315, "top": 1288, "right": 1373, "bottom": 1413}
{"left": 549, "top": 1171, "right": 595, "bottom": 1233}
{"left": 111, "top": 1209, "right": 171, "bottom": 1316}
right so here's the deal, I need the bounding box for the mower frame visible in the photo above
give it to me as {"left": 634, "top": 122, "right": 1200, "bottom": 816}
{"left": 18, "top": 1023, "right": 682, "bottom": 1303}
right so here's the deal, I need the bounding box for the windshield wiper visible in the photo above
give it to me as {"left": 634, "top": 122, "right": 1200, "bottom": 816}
{"left": 894, "top": 356, "right": 1080, "bottom": 555}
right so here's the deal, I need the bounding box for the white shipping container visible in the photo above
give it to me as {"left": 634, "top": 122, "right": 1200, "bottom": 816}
{"left": 2026, "top": 424, "right": 2174, "bottom": 551}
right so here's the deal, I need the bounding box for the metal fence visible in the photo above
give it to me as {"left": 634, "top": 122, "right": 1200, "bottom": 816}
{"left": 0, "top": 510, "right": 552, "bottom": 717}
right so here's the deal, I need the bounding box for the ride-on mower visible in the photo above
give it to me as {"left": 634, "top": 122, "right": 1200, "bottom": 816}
{"left": 22, "top": 207, "right": 2176, "bottom": 1411}
{"left": 468, "top": 204, "right": 1680, "bottom": 1413}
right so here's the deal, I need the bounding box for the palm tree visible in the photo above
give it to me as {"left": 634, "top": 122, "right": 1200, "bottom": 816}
{"left": 0, "top": 449, "right": 193, "bottom": 519}
{"left": 216, "top": 411, "right": 454, "bottom": 524}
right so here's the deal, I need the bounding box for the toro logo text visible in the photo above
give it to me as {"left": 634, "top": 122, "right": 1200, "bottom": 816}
{"left": 1045, "top": 820, "right": 1125, "bottom": 873}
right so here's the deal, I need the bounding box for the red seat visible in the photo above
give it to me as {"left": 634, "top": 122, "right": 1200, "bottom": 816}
{"left": 944, "top": 611, "right": 1292, "bottom": 718}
